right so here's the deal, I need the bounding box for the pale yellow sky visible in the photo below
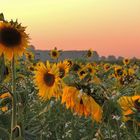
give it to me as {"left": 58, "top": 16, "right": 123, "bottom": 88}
{"left": 1, "top": 0, "right": 140, "bottom": 57}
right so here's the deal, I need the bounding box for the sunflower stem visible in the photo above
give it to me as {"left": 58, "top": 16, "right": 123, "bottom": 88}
{"left": 10, "top": 56, "right": 17, "bottom": 140}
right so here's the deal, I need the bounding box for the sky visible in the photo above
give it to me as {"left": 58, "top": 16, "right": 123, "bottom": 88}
{"left": 1, "top": 0, "right": 140, "bottom": 58}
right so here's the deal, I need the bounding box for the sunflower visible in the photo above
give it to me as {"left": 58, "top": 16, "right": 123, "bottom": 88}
{"left": 50, "top": 47, "right": 60, "bottom": 59}
{"left": 118, "top": 95, "right": 140, "bottom": 122}
{"left": 0, "top": 92, "right": 11, "bottom": 112}
{"left": 86, "top": 49, "right": 93, "bottom": 58}
{"left": 34, "top": 61, "right": 63, "bottom": 100}
{"left": 0, "top": 92, "right": 11, "bottom": 98}
{"left": 57, "top": 61, "right": 69, "bottom": 79}
{"left": 0, "top": 20, "right": 29, "bottom": 60}
{"left": 85, "top": 63, "right": 96, "bottom": 75}
{"left": 25, "top": 51, "right": 34, "bottom": 61}
{"left": 123, "top": 58, "right": 130, "bottom": 65}
{"left": 78, "top": 68, "right": 87, "bottom": 80}
{"left": 103, "top": 63, "right": 111, "bottom": 71}
{"left": 64, "top": 59, "right": 73, "bottom": 68}
{"left": 114, "top": 66, "right": 124, "bottom": 79}
{"left": 71, "top": 63, "right": 81, "bottom": 72}
{"left": 62, "top": 86, "right": 102, "bottom": 122}
{"left": 27, "top": 64, "right": 36, "bottom": 72}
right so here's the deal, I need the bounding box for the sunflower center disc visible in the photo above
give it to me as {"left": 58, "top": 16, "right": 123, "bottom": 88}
{"left": 44, "top": 72, "right": 55, "bottom": 87}
{"left": 73, "top": 64, "right": 80, "bottom": 72}
{"left": 80, "top": 71, "right": 85, "bottom": 76}
{"left": 80, "top": 99, "right": 83, "bottom": 104}
{"left": 117, "top": 69, "right": 123, "bottom": 76}
{"left": 134, "top": 99, "right": 140, "bottom": 111}
{"left": 59, "top": 68, "right": 65, "bottom": 78}
{"left": 87, "top": 51, "right": 92, "bottom": 57}
{"left": 52, "top": 51, "right": 57, "bottom": 57}
{"left": 0, "top": 27, "right": 21, "bottom": 47}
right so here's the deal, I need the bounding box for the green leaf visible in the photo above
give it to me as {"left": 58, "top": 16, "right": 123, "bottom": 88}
{"left": 15, "top": 136, "right": 24, "bottom": 140}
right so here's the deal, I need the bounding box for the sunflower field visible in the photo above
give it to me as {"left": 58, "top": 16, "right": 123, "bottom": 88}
{"left": 1, "top": 13, "right": 140, "bottom": 140}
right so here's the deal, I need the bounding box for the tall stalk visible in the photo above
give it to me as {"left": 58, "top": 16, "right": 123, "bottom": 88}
{"left": 10, "top": 56, "right": 17, "bottom": 140}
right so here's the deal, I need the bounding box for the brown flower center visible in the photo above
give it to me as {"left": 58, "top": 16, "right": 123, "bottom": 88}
{"left": 67, "top": 60, "right": 72, "bottom": 66}
{"left": 59, "top": 67, "right": 65, "bottom": 78}
{"left": 52, "top": 51, "right": 57, "bottom": 57}
{"left": 80, "top": 99, "right": 83, "bottom": 104}
{"left": 0, "top": 27, "right": 21, "bottom": 47}
{"left": 116, "top": 69, "right": 123, "bottom": 76}
{"left": 43, "top": 72, "right": 55, "bottom": 87}
{"left": 72, "top": 64, "right": 80, "bottom": 72}
{"left": 88, "top": 68, "right": 92, "bottom": 73}
{"left": 4, "top": 66, "right": 9, "bottom": 76}
{"left": 87, "top": 51, "right": 92, "bottom": 57}
{"left": 134, "top": 99, "right": 140, "bottom": 111}
{"left": 80, "top": 70, "right": 85, "bottom": 76}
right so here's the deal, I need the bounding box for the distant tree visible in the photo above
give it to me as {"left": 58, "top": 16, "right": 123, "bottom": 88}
{"left": 118, "top": 56, "right": 124, "bottom": 61}
{"left": 93, "top": 51, "right": 100, "bottom": 61}
{"left": 100, "top": 56, "right": 106, "bottom": 61}
{"left": 107, "top": 55, "right": 116, "bottom": 62}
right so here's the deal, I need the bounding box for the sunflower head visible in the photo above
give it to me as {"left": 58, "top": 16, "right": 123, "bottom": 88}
{"left": 114, "top": 66, "right": 124, "bottom": 78}
{"left": 85, "top": 63, "right": 96, "bottom": 75}
{"left": 25, "top": 51, "right": 34, "bottom": 61}
{"left": 71, "top": 63, "right": 81, "bottom": 72}
{"left": 50, "top": 47, "right": 60, "bottom": 59}
{"left": 86, "top": 49, "right": 93, "bottom": 58}
{"left": 64, "top": 59, "right": 73, "bottom": 68}
{"left": 0, "top": 92, "right": 11, "bottom": 112}
{"left": 78, "top": 68, "right": 87, "bottom": 80}
{"left": 0, "top": 92, "right": 11, "bottom": 98}
{"left": 123, "top": 58, "right": 130, "bottom": 65}
{"left": 34, "top": 61, "right": 63, "bottom": 100}
{"left": 57, "top": 61, "right": 69, "bottom": 79}
{"left": 104, "top": 63, "right": 111, "bottom": 71}
{"left": 0, "top": 20, "right": 29, "bottom": 60}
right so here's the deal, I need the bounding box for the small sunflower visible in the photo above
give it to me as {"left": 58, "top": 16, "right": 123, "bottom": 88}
{"left": 0, "top": 92, "right": 11, "bottom": 98}
{"left": 27, "top": 64, "right": 36, "bottom": 72}
{"left": 86, "top": 49, "right": 93, "bottom": 58}
{"left": 114, "top": 66, "right": 124, "bottom": 78}
{"left": 78, "top": 68, "right": 87, "bottom": 80}
{"left": 25, "top": 51, "right": 34, "bottom": 61}
{"left": 71, "top": 63, "right": 81, "bottom": 72}
{"left": 0, "top": 20, "right": 29, "bottom": 60}
{"left": 50, "top": 47, "right": 60, "bottom": 59}
{"left": 57, "top": 61, "right": 69, "bottom": 79}
{"left": 123, "top": 58, "right": 130, "bottom": 65}
{"left": 104, "top": 63, "right": 111, "bottom": 71}
{"left": 0, "top": 92, "right": 11, "bottom": 112}
{"left": 62, "top": 86, "right": 102, "bottom": 122}
{"left": 85, "top": 63, "right": 96, "bottom": 75}
{"left": 64, "top": 59, "right": 73, "bottom": 68}
{"left": 34, "top": 61, "right": 63, "bottom": 100}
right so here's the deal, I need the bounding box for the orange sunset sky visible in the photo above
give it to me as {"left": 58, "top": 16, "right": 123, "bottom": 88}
{"left": 1, "top": 0, "right": 140, "bottom": 58}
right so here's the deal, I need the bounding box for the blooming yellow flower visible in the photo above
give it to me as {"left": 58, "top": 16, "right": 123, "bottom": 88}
{"left": 0, "top": 21, "right": 29, "bottom": 60}
{"left": 34, "top": 61, "right": 63, "bottom": 100}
